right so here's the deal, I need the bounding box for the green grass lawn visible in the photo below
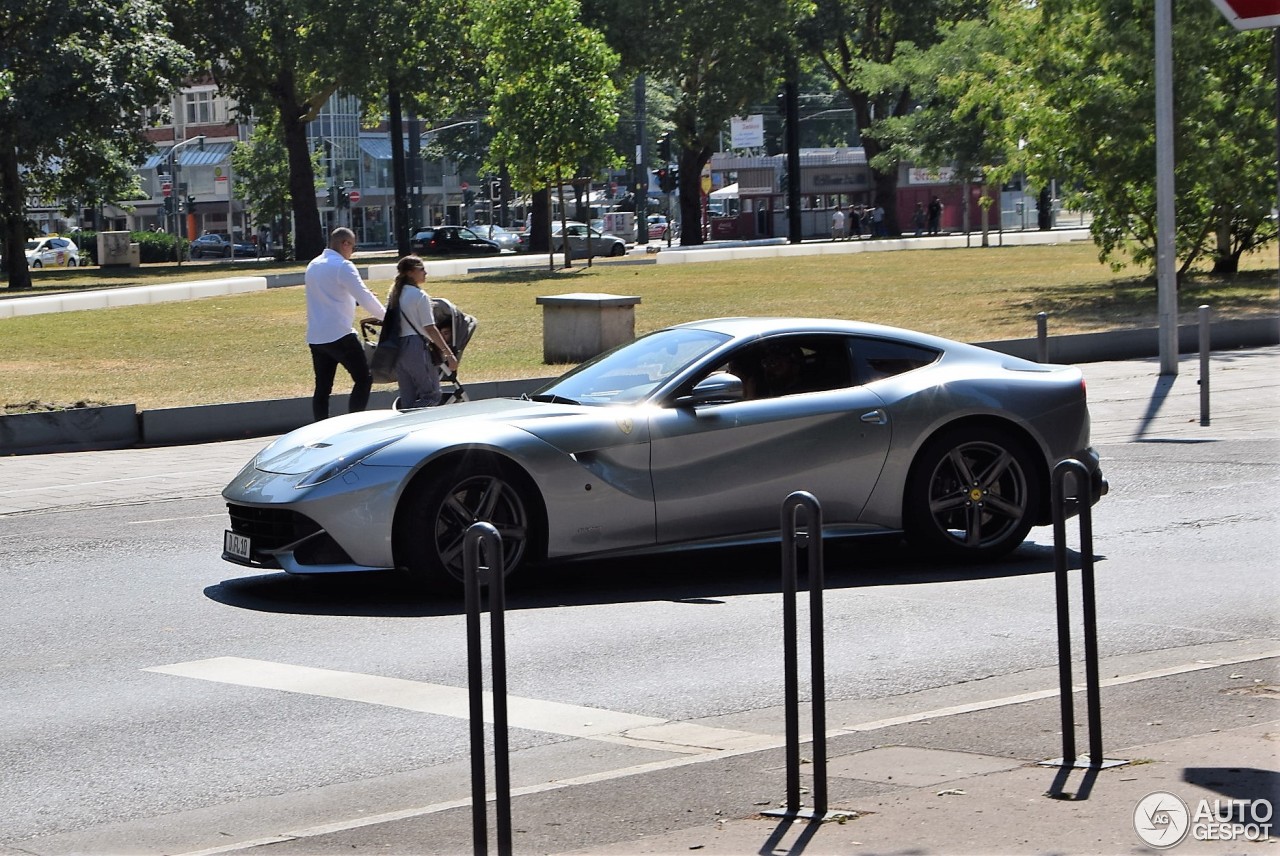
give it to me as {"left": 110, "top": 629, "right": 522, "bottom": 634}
{"left": 2, "top": 242, "right": 1276, "bottom": 412}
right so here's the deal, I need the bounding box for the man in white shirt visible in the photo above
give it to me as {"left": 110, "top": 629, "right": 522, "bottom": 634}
{"left": 304, "top": 227, "right": 386, "bottom": 421}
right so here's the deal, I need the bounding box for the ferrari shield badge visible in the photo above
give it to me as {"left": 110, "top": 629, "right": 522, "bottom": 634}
{"left": 616, "top": 417, "right": 633, "bottom": 435}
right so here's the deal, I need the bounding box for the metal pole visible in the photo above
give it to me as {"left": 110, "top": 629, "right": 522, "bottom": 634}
{"left": 1049, "top": 459, "right": 1122, "bottom": 771}
{"left": 775, "top": 491, "right": 827, "bottom": 817}
{"left": 464, "top": 523, "right": 512, "bottom": 856}
{"left": 785, "top": 52, "right": 802, "bottom": 244}
{"left": 780, "top": 507, "right": 801, "bottom": 812}
{"left": 1037, "top": 312, "right": 1049, "bottom": 364}
{"left": 1050, "top": 473, "right": 1077, "bottom": 766}
{"left": 805, "top": 497, "right": 828, "bottom": 817}
{"left": 1155, "top": 0, "right": 1179, "bottom": 375}
{"left": 1199, "top": 305, "right": 1211, "bottom": 426}
{"left": 635, "top": 75, "right": 648, "bottom": 247}
{"left": 1075, "top": 479, "right": 1103, "bottom": 766}
{"left": 464, "top": 535, "right": 488, "bottom": 856}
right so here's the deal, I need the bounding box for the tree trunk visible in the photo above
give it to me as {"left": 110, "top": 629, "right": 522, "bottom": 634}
{"left": 529, "top": 187, "right": 551, "bottom": 253}
{"left": 1211, "top": 214, "right": 1239, "bottom": 273}
{"left": 279, "top": 101, "right": 323, "bottom": 261}
{"left": 1, "top": 147, "right": 33, "bottom": 290}
{"left": 676, "top": 147, "right": 707, "bottom": 246}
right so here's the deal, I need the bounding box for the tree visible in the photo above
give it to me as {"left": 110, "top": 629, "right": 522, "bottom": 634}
{"left": 799, "top": 0, "right": 987, "bottom": 236}
{"left": 0, "top": 0, "right": 192, "bottom": 289}
{"left": 871, "top": 20, "right": 1009, "bottom": 244}
{"left": 232, "top": 119, "right": 326, "bottom": 257}
{"left": 963, "top": 0, "right": 1276, "bottom": 273}
{"left": 588, "top": 0, "right": 802, "bottom": 246}
{"left": 474, "top": 0, "right": 621, "bottom": 264}
{"left": 168, "top": 0, "right": 392, "bottom": 260}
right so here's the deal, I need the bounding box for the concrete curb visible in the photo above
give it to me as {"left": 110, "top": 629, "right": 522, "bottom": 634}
{"left": 2, "top": 318, "right": 1276, "bottom": 456}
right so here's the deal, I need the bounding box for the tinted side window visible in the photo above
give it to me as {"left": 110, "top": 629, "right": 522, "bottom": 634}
{"left": 699, "top": 334, "right": 855, "bottom": 401}
{"left": 851, "top": 338, "right": 940, "bottom": 384}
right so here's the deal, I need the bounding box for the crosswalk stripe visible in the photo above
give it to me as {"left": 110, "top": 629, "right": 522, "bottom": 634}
{"left": 144, "top": 657, "right": 769, "bottom": 751}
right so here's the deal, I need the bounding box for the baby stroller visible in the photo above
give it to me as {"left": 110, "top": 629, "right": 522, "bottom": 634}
{"left": 359, "top": 297, "right": 478, "bottom": 405}
{"left": 431, "top": 297, "right": 478, "bottom": 403}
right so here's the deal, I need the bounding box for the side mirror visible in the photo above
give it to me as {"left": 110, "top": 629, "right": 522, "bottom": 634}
{"left": 675, "top": 372, "right": 744, "bottom": 408}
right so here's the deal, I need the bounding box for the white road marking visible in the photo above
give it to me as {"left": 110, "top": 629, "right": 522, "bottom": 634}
{"left": 162, "top": 646, "right": 1280, "bottom": 856}
{"left": 146, "top": 656, "right": 671, "bottom": 739}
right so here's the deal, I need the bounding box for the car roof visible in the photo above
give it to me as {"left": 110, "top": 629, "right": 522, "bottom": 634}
{"left": 671, "top": 316, "right": 966, "bottom": 352}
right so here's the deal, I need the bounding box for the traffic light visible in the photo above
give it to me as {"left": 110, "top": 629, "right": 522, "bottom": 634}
{"left": 490, "top": 180, "right": 502, "bottom": 201}
{"left": 659, "top": 168, "right": 677, "bottom": 193}
{"left": 659, "top": 132, "right": 672, "bottom": 162}
{"left": 669, "top": 168, "right": 679, "bottom": 192}
{"left": 163, "top": 197, "right": 174, "bottom": 214}
{"left": 656, "top": 168, "right": 668, "bottom": 192}
{"left": 186, "top": 195, "right": 196, "bottom": 211}
{"left": 328, "top": 185, "right": 337, "bottom": 206}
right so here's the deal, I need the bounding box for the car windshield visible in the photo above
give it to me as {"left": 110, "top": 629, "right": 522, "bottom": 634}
{"left": 533, "top": 328, "right": 730, "bottom": 406}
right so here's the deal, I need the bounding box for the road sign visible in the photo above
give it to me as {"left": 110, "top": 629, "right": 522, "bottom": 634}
{"left": 347, "top": 189, "right": 361, "bottom": 204}
{"left": 162, "top": 182, "right": 172, "bottom": 197}
{"left": 460, "top": 181, "right": 469, "bottom": 191}
{"left": 1210, "top": 0, "right": 1280, "bottom": 29}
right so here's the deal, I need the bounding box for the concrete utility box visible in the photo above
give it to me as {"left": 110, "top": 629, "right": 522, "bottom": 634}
{"left": 535, "top": 292, "right": 641, "bottom": 363}
{"left": 98, "top": 232, "right": 140, "bottom": 268}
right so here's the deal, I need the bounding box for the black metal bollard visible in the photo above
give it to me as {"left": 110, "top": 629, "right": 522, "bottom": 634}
{"left": 773, "top": 491, "right": 828, "bottom": 818}
{"left": 1199, "top": 304, "right": 1211, "bottom": 426}
{"left": 1037, "top": 312, "right": 1049, "bottom": 363}
{"left": 1048, "top": 459, "right": 1123, "bottom": 772}
{"left": 464, "top": 522, "right": 513, "bottom": 856}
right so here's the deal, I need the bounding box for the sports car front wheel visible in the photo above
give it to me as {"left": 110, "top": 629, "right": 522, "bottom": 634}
{"left": 402, "top": 459, "right": 532, "bottom": 591}
{"left": 904, "top": 425, "right": 1041, "bottom": 560}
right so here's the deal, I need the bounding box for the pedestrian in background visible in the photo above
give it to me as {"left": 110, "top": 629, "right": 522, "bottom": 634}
{"left": 928, "top": 196, "right": 943, "bottom": 235}
{"left": 385, "top": 255, "right": 458, "bottom": 410}
{"left": 850, "top": 205, "right": 863, "bottom": 239}
{"left": 871, "top": 205, "right": 885, "bottom": 237}
{"left": 831, "top": 206, "right": 846, "bottom": 241}
{"left": 913, "top": 202, "right": 927, "bottom": 237}
{"left": 304, "top": 227, "right": 386, "bottom": 422}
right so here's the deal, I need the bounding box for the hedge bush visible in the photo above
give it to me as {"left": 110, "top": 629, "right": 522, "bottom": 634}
{"left": 72, "top": 230, "right": 189, "bottom": 265}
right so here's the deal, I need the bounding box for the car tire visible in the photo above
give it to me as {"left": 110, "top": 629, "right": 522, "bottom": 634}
{"left": 30, "top": 260, "right": 41, "bottom": 268}
{"left": 609, "top": 243, "right": 626, "bottom": 257}
{"left": 67, "top": 258, "right": 78, "bottom": 267}
{"left": 223, "top": 248, "right": 232, "bottom": 258}
{"left": 401, "top": 456, "right": 536, "bottom": 592}
{"left": 904, "top": 424, "right": 1041, "bottom": 560}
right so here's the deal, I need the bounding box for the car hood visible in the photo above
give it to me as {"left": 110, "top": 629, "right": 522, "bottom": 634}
{"left": 253, "top": 397, "right": 580, "bottom": 475}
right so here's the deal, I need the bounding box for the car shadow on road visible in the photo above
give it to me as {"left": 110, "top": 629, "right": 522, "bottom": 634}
{"left": 203, "top": 533, "right": 1096, "bottom": 618}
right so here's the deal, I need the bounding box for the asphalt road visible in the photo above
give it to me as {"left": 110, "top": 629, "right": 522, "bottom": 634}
{"left": 2, "top": 433, "right": 1276, "bottom": 855}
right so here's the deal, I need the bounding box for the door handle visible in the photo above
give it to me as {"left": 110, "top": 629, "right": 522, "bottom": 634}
{"left": 860, "top": 410, "right": 888, "bottom": 425}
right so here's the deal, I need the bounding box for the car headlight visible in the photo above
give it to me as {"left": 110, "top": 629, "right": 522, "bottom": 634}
{"left": 294, "top": 437, "right": 402, "bottom": 487}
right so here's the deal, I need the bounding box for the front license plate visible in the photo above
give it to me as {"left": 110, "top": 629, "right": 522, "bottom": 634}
{"left": 224, "top": 530, "right": 252, "bottom": 561}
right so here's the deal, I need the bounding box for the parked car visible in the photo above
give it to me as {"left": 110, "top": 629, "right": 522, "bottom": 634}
{"left": 475, "top": 224, "right": 521, "bottom": 251}
{"left": 647, "top": 215, "right": 673, "bottom": 239}
{"left": 189, "top": 233, "right": 257, "bottom": 259}
{"left": 25, "top": 236, "right": 80, "bottom": 268}
{"left": 410, "top": 226, "right": 501, "bottom": 256}
{"left": 552, "top": 221, "right": 628, "bottom": 258}
{"left": 220, "top": 317, "right": 1107, "bottom": 592}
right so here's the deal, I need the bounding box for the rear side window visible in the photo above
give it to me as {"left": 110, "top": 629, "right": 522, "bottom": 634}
{"left": 852, "top": 338, "right": 940, "bottom": 384}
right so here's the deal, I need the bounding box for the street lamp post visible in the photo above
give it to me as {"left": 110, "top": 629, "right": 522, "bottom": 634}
{"left": 167, "top": 135, "right": 206, "bottom": 263}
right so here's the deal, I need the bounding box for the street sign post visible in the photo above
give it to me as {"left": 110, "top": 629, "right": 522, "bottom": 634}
{"left": 347, "top": 189, "right": 361, "bottom": 204}
{"left": 1210, "top": 0, "right": 1280, "bottom": 29}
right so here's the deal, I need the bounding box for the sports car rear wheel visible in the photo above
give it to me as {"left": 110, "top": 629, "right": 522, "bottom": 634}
{"left": 905, "top": 425, "right": 1041, "bottom": 560}
{"left": 403, "top": 459, "right": 532, "bottom": 591}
